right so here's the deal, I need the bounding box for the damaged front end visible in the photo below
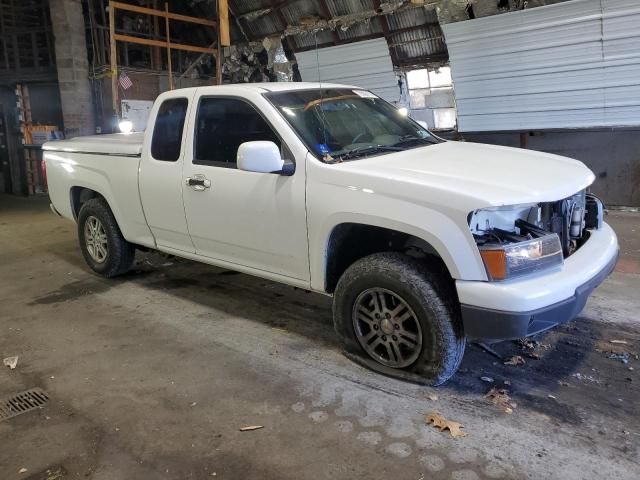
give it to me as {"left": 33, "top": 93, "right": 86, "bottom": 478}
{"left": 469, "top": 191, "right": 605, "bottom": 281}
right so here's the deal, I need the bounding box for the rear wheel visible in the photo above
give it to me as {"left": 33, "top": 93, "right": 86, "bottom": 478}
{"left": 333, "top": 252, "right": 465, "bottom": 386}
{"left": 78, "top": 198, "right": 135, "bottom": 277}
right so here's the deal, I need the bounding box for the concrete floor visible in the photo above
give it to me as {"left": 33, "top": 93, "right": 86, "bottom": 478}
{"left": 0, "top": 194, "right": 639, "bottom": 480}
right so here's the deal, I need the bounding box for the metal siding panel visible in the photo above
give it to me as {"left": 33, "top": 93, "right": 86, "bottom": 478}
{"left": 295, "top": 38, "right": 399, "bottom": 102}
{"left": 443, "top": 0, "right": 640, "bottom": 131}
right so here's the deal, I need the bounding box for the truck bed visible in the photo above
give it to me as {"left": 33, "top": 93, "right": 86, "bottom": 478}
{"left": 43, "top": 133, "right": 144, "bottom": 157}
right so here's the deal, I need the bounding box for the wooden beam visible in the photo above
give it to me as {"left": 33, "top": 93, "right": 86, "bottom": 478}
{"left": 110, "top": 1, "right": 216, "bottom": 27}
{"left": 218, "top": 0, "right": 230, "bottom": 47}
{"left": 113, "top": 34, "right": 217, "bottom": 54}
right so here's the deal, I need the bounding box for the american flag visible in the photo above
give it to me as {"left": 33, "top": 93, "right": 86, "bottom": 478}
{"left": 119, "top": 71, "right": 133, "bottom": 90}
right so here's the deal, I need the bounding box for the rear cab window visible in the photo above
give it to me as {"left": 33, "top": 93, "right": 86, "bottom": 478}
{"left": 151, "top": 98, "right": 188, "bottom": 162}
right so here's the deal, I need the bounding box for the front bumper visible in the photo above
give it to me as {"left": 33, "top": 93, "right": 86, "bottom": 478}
{"left": 457, "top": 222, "right": 619, "bottom": 341}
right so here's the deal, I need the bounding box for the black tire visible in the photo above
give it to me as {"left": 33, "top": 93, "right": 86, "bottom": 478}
{"left": 77, "top": 197, "right": 135, "bottom": 277}
{"left": 333, "top": 252, "right": 465, "bottom": 386}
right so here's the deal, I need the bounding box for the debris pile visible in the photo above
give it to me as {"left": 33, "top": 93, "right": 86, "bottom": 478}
{"left": 221, "top": 38, "right": 294, "bottom": 84}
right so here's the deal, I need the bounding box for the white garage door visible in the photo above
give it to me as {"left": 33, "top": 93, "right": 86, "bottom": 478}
{"left": 295, "top": 37, "right": 400, "bottom": 103}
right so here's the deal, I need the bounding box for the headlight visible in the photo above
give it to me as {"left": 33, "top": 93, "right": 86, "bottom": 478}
{"left": 479, "top": 234, "right": 563, "bottom": 281}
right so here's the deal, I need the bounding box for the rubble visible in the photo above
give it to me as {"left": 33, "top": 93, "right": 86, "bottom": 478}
{"left": 221, "top": 38, "right": 294, "bottom": 84}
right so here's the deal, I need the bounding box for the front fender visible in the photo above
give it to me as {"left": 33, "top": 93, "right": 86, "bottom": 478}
{"left": 307, "top": 193, "right": 488, "bottom": 292}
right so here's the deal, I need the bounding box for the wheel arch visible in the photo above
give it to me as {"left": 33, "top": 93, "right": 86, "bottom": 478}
{"left": 323, "top": 222, "right": 456, "bottom": 294}
{"left": 70, "top": 186, "right": 107, "bottom": 221}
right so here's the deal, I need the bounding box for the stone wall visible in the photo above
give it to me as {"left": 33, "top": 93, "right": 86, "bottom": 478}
{"left": 49, "top": 0, "right": 95, "bottom": 138}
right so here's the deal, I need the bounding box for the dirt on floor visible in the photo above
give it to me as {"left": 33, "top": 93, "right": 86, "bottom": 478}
{"left": 0, "top": 195, "right": 638, "bottom": 480}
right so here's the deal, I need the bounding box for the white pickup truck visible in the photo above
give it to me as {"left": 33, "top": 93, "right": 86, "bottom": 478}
{"left": 44, "top": 82, "right": 619, "bottom": 385}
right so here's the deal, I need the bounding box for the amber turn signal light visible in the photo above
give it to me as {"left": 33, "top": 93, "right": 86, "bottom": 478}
{"left": 479, "top": 249, "right": 507, "bottom": 281}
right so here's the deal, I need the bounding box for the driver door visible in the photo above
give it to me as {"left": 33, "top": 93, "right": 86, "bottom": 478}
{"left": 181, "top": 93, "right": 310, "bottom": 283}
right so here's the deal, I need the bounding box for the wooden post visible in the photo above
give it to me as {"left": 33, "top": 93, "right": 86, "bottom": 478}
{"left": 215, "top": 39, "right": 221, "bottom": 85}
{"left": 164, "top": 2, "right": 173, "bottom": 90}
{"left": 109, "top": 0, "right": 118, "bottom": 116}
{"left": 218, "top": 0, "right": 230, "bottom": 47}
{"left": 216, "top": 0, "right": 229, "bottom": 85}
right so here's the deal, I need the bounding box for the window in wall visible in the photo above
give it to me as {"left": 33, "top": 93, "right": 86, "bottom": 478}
{"left": 406, "top": 66, "right": 457, "bottom": 130}
{"left": 433, "top": 108, "right": 457, "bottom": 130}
{"left": 194, "top": 97, "right": 281, "bottom": 167}
{"left": 429, "top": 67, "right": 452, "bottom": 88}
{"left": 151, "top": 98, "right": 188, "bottom": 161}
{"left": 406, "top": 69, "right": 429, "bottom": 89}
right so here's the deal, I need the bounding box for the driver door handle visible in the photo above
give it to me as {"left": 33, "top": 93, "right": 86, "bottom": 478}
{"left": 185, "top": 175, "right": 211, "bottom": 191}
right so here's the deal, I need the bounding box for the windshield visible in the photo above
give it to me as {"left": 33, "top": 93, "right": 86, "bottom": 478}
{"left": 265, "top": 88, "right": 440, "bottom": 162}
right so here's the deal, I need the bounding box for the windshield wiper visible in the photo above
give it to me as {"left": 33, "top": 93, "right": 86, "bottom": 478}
{"left": 334, "top": 145, "right": 404, "bottom": 161}
{"left": 393, "top": 135, "right": 438, "bottom": 147}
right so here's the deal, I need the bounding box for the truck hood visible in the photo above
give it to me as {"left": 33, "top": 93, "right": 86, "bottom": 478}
{"left": 338, "top": 141, "right": 595, "bottom": 207}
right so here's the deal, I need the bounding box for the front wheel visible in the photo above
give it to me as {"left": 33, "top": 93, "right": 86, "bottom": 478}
{"left": 333, "top": 252, "right": 465, "bottom": 386}
{"left": 78, "top": 198, "right": 135, "bottom": 277}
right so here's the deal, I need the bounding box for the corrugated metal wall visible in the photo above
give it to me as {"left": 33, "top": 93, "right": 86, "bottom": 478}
{"left": 295, "top": 38, "right": 400, "bottom": 103}
{"left": 442, "top": 0, "right": 640, "bottom": 132}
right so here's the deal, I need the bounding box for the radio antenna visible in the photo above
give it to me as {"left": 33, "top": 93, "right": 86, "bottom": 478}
{"left": 314, "top": 31, "right": 329, "bottom": 156}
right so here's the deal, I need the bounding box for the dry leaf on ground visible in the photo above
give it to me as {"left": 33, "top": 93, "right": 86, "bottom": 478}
{"left": 239, "top": 425, "right": 264, "bottom": 431}
{"left": 504, "top": 355, "right": 525, "bottom": 366}
{"left": 425, "top": 411, "right": 467, "bottom": 438}
{"left": 485, "top": 387, "right": 517, "bottom": 414}
{"left": 426, "top": 393, "right": 439, "bottom": 401}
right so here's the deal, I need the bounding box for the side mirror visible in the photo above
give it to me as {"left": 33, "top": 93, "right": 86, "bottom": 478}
{"left": 237, "top": 141, "right": 292, "bottom": 175}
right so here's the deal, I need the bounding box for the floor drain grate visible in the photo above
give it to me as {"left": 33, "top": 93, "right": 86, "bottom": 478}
{"left": 0, "top": 388, "right": 49, "bottom": 421}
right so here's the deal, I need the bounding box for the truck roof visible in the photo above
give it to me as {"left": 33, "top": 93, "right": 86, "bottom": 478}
{"left": 43, "top": 82, "right": 364, "bottom": 155}
{"left": 160, "top": 82, "right": 361, "bottom": 96}
{"left": 235, "top": 82, "right": 359, "bottom": 92}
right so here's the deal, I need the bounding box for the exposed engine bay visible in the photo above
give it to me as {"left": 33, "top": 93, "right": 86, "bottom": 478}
{"left": 469, "top": 191, "right": 605, "bottom": 281}
{"left": 470, "top": 191, "right": 604, "bottom": 258}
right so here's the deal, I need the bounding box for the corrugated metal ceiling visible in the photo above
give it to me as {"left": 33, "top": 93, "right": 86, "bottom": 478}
{"left": 228, "top": 0, "right": 448, "bottom": 67}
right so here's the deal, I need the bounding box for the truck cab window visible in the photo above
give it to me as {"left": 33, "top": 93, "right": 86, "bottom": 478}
{"left": 194, "top": 98, "right": 280, "bottom": 168}
{"left": 151, "top": 98, "right": 188, "bottom": 162}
